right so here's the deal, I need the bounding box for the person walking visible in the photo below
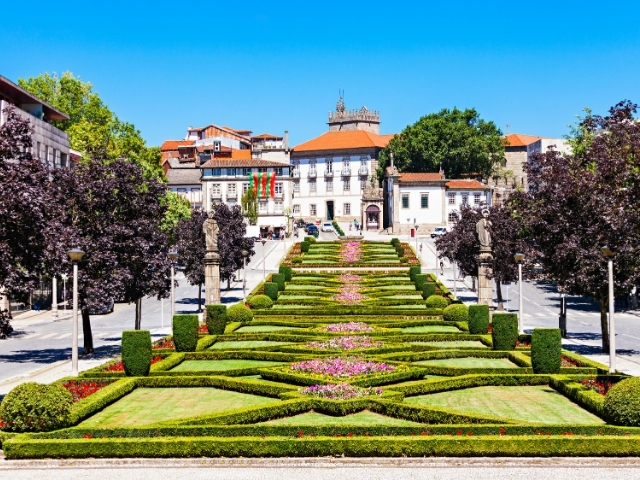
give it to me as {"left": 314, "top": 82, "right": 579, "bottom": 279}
{"left": 440, "top": 260, "right": 444, "bottom": 276}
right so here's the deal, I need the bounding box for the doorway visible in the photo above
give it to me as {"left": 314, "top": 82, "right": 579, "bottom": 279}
{"left": 326, "top": 201, "right": 334, "bottom": 220}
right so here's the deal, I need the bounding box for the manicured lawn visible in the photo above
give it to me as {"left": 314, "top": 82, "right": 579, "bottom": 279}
{"left": 80, "top": 388, "right": 279, "bottom": 428}
{"left": 400, "top": 326, "right": 461, "bottom": 333}
{"left": 170, "top": 359, "right": 286, "bottom": 371}
{"left": 412, "top": 341, "right": 488, "bottom": 349}
{"left": 277, "top": 295, "right": 320, "bottom": 300}
{"left": 262, "top": 410, "right": 422, "bottom": 426}
{"left": 285, "top": 285, "right": 327, "bottom": 291}
{"left": 272, "top": 305, "right": 313, "bottom": 309}
{"left": 404, "top": 385, "right": 605, "bottom": 424}
{"left": 236, "top": 325, "right": 304, "bottom": 333}
{"left": 413, "top": 357, "right": 517, "bottom": 368}
{"left": 209, "top": 341, "right": 297, "bottom": 350}
{"left": 375, "top": 285, "right": 418, "bottom": 291}
{"left": 388, "top": 305, "right": 426, "bottom": 309}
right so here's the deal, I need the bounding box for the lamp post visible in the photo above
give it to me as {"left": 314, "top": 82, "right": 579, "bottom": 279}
{"left": 448, "top": 250, "right": 456, "bottom": 300}
{"left": 168, "top": 251, "right": 178, "bottom": 320}
{"left": 514, "top": 253, "right": 525, "bottom": 333}
{"left": 242, "top": 250, "right": 249, "bottom": 300}
{"left": 602, "top": 246, "right": 616, "bottom": 373}
{"left": 261, "top": 239, "right": 267, "bottom": 282}
{"left": 67, "top": 248, "right": 85, "bottom": 376}
{"left": 51, "top": 276, "right": 58, "bottom": 319}
{"left": 414, "top": 224, "right": 419, "bottom": 266}
{"left": 61, "top": 273, "right": 68, "bottom": 315}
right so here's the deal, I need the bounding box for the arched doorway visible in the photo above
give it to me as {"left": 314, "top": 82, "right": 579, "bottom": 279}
{"left": 365, "top": 205, "right": 380, "bottom": 231}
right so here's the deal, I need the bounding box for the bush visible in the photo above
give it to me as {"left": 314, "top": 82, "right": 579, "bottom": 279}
{"left": 604, "top": 377, "right": 640, "bottom": 426}
{"left": 206, "top": 305, "right": 227, "bottom": 334}
{"left": 272, "top": 273, "right": 285, "bottom": 291}
{"left": 263, "top": 283, "right": 279, "bottom": 301}
{"left": 425, "top": 295, "right": 449, "bottom": 309}
{"left": 492, "top": 313, "right": 518, "bottom": 350}
{"left": 227, "top": 303, "right": 254, "bottom": 323}
{"left": 468, "top": 305, "right": 490, "bottom": 334}
{"left": 422, "top": 282, "right": 436, "bottom": 299}
{"left": 399, "top": 257, "right": 408, "bottom": 264}
{"left": 301, "top": 241, "right": 310, "bottom": 253}
{"left": 409, "top": 266, "right": 421, "bottom": 281}
{"left": 291, "top": 257, "right": 303, "bottom": 264}
{"left": 414, "top": 274, "right": 428, "bottom": 291}
{"left": 0, "top": 383, "right": 73, "bottom": 432}
{"left": 304, "top": 236, "right": 316, "bottom": 243}
{"left": 443, "top": 304, "right": 469, "bottom": 323}
{"left": 172, "top": 314, "right": 199, "bottom": 352}
{"left": 390, "top": 238, "right": 399, "bottom": 246}
{"left": 121, "top": 330, "right": 152, "bottom": 376}
{"left": 248, "top": 294, "right": 273, "bottom": 309}
{"left": 531, "top": 328, "right": 561, "bottom": 374}
{"left": 279, "top": 265, "right": 293, "bottom": 282}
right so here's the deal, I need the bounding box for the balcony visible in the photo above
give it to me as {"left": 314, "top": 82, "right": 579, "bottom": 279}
{"left": 211, "top": 192, "right": 222, "bottom": 199}
{"left": 341, "top": 169, "right": 351, "bottom": 177}
{"left": 226, "top": 190, "right": 237, "bottom": 199}
{"left": 324, "top": 169, "right": 333, "bottom": 178}
{"left": 358, "top": 166, "right": 369, "bottom": 176}
{"left": 308, "top": 170, "right": 317, "bottom": 179}
{"left": 292, "top": 169, "right": 300, "bottom": 178}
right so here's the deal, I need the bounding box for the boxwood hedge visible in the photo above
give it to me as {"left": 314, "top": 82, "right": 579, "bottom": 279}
{"left": 121, "top": 330, "right": 152, "bottom": 376}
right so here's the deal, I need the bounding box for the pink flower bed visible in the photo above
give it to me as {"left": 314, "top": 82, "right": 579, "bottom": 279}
{"left": 323, "top": 322, "right": 374, "bottom": 333}
{"left": 338, "top": 274, "right": 362, "bottom": 282}
{"left": 339, "top": 242, "right": 362, "bottom": 263}
{"left": 299, "top": 383, "right": 384, "bottom": 400}
{"left": 307, "top": 336, "right": 383, "bottom": 350}
{"left": 290, "top": 357, "right": 396, "bottom": 378}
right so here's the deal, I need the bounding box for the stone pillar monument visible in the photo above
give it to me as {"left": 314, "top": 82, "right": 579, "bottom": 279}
{"left": 203, "top": 212, "right": 221, "bottom": 305}
{"left": 476, "top": 209, "right": 493, "bottom": 307}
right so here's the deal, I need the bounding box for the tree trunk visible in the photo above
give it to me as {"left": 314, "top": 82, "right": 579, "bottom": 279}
{"left": 599, "top": 300, "right": 610, "bottom": 354}
{"left": 495, "top": 278, "right": 504, "bottom": 311}
{"left": 471, "top": 276, "right": 476, "bottom": 292}
{"left": 198, "top": 283, "right": 202, "bottom": 313}
{"left": 134, "top": 298, "right": 142, "bottom": 330}
{"left": 227, "top": 278, "right": 231, "bottom": 291}
{"left": 81, "top": 308, "right": 94, "bottom": 354}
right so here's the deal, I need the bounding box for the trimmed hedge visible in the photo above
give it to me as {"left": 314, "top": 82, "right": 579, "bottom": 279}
{"left": 492, "top": 313, "right": 518, "bottom": 351}
{"left": 409, "top": 266, "right": 421, "bottom": 281}
{"left": 425, "top": 295, "right": 448, "bottom": 309}
{"left": 272, "top": 273, "right": 285, "bottom": 291}
{"left": 301, "top": 241, "right": 310, "bottom": 253}
{"left": 0, "top": 382, "right": 73, "bottom": 432}
{"left": 248, "top": 294, "right": 273, "bottom": 309}
{"left": 443, "top": 304, "right": 469, "bottom": 323}
{"left": 206, "top": 305, "right": 227, "bottom": 335}
{"left": 227, "top": 303, "right": 254, "bottom": 323}
{"left": 279, "top": 265, "right": 293, "bottom": 281}
{"left": 531, "top": 328, "right": 561, "bottom": 374}
{"left": 172, "top": 314, "right": 199, "bottom": 352}
{"left": 121, "top": 330, "right": 152, "bottom": 376}
{"left": 422, "top": 282, "right": 436, "bottom": 299}
{"left": 414, "top": 274, "right": 428, "bottom": 291}
{"left": 468, "top": 305, "right": 490, "bottom": 334}
{"left": 263, "top": 282, "right": 279, "bottom": 301}
{"left": 604, "top": 377, "right": 640, "bottom": 426}
{"left": 390, "top": 238, "right": 400, "bottom": 246}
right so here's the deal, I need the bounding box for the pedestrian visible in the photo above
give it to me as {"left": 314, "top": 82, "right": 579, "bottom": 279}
{"left": 440, "top": 260, "right": 444, "bottom": 275}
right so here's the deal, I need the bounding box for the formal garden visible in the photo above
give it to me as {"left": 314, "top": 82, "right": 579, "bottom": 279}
{"left": 1, "top": 239, "right": 640, "bottom": 458}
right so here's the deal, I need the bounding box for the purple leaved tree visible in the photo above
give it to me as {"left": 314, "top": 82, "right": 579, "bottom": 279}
{"left": 212, "top": 203, "right": 255, "bottom": 289}
{"left": 175, "top": 209, "right": 206, "bottom": 311}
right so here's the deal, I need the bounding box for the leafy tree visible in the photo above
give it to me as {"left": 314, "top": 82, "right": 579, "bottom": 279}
{"left": 175, "top": 210, "right": 207, "bottom": 311}
{"left": 212, "top": 203, "right": 255, "bottom": 289}
{"left": 241, "top": 188, "right": 258, "bottom": 226}
{"left": 378, "top": 107, "right": 505, "bottom": 180}
{"left": 160, "top": 191, "right": 192, "bottom": 244}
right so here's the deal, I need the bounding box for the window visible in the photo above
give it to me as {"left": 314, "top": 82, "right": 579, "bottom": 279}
{"left": 344, "top": 203, "right": 351, "bottom": 215}
{"left": 293, "top": 204, "right": 300, "bottom": 214}
{"left": 327, "top": 158, "right": 333, "bottom": 173}
{"left": 275, "top": 182, "right": 283, "bottom": 194}
{"left": 448, "top": 193, "right": 455, "bottom": 205}
{"left": 259, "top": 200, "right": 267, "bottom": 214}
{"left": 243, "top": 168, "right": 252, "bottom": 176}
{"left": 309, "top": 179, "right": 316, "bottom": 191}
{"left": 310, "top": 204, "right": 317, "bottom": 216}
{"left": 326, "top": 179, "right": 333, "bottom": 191}
{"left": 213, "top": 168, "right": 221, "bottom": 176}
{"left": 275, "top": 199, "right": 283, "bottom": 213}
{"left": 421, "top": 193, "right": 429, "bottom": 209}
{"left": 344, "top": 178, "right": 350, "bottom": 191}
{"left": 211, "top": 183, "right": 221, "bottom": 196}
{"left": 462, "top": 194, "right": 468, "bottom": 205}
{"left": 258, "top": 167, "right": 267, "bottom": 173}
{"left": 227, "top": 183, "right": 237, "bottom": 196}
{"left": 474, "top": 193, "right": 481, "bottom": 204}
{"left": 448, "top": 211, "right": 458, "bottom": 223}
{"left": 402, "top": 193, "right": 409, "bottom": 209}
{"left": 361, "top": 179, "right": 367, "bottom": 190}
{"left": 242, "top": 183, "right": 249, "bottom": 193}
{"left": 309, "top": 159, "right": 316, "bottom": 174}
{"left": 275, "top": 167, "right": 283, "bottom": 176}
{"left": 293, "top": 181, "right": 300, "bottom": 192}
{"left": 236, "top": 168, "right": 244, "bottom": 176}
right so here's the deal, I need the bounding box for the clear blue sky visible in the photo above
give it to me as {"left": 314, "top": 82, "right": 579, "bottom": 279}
{"left": 2, "top": 1, "right": 639, "bottom": 147}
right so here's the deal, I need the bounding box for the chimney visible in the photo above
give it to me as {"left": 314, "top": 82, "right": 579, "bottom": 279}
{"left": 284, "top": 130, "right": 289, "bottom": 151}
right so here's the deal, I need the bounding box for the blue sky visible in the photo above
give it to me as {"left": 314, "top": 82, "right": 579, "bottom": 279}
{"left": 2, "top": 1, "right": 639, "bottom": 147}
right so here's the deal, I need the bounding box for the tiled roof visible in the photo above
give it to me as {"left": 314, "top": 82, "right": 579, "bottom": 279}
{"left": 161, "top": 140, "right": 194, "bottom": 151}
{"left": 166, "top": 158, "right": 196, "bottom": 169}
{"left": 166, "top": 168, "right": 202, "bottom": 185}
{"left": 293, "top": 130, "right": 394, "bottom": 152}
{"left": 200, "top": 158, "right": 288, "bottom": 168}
{"left": 399, "top": 172, "right": 444, "bottom": 182}
{"left": 445, "top": 179, "right": 489, "bottom": 190}
{"left": 504, "top": 134, "right": 541, "bottom": 147}
{"left": 252, "top": 133, "right": 283, "bottom": 140}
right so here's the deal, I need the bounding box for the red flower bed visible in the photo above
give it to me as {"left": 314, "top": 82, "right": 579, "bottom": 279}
{"left": 101, "top": 356, "right": 164, "bottom": 373}
{"left": 198, "top": 323, "right": 208, "bottom": 334}
{"left": 487, "top": 324, "right": 493, "bottom": 334}
{"left": 561, "top": 355, "right": 580, "bottom": 368}
{"left": 579, "top": 376, "right": 614, "bottom": 395}
{"left": 517, "top": 340, "right": 531, "bottom": 347}
{"left": 153, "top": 338, "right": 175, "bottom": 350}
{"left": 61, "top": 380, "right": 114, "bottom": 403}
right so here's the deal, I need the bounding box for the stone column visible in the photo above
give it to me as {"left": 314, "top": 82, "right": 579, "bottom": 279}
{"left": 51, "top": 277, "right": 58, "bottom": 319}
{"left": 477, "top": 246, "right": 493, "bottom": 307}
{"left": 204, "top": 252, "right": 221, "bottom": 306}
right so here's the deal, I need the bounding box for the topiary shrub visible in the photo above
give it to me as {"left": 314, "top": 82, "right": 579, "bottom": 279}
{"left": 121, "top": 330, "right": 152, "bottom": 376}
{"left": 468, "top": 304, "right": 490, "bottom": 334}
{"left": 604, "top": 377, "right": 640, "bottom": 426}
{"left": 409, "top": 265, "right": 421, "bottom": 281}
{"left": 531, "top": 328, "right": 562, "bottom": 374}
{"left": 390, "top": 238, "right": 399, "bottom": 246}
{"left": 414, "top": 274, "right": 428, "bottom": 291}
{"left": 422, "top": 282, "right": 436, "bottom": 299}
{"left": 301, "top": 241, "right": 310, "bottom": 253}
{"left": 227, "top": 303, "right": 254, "bottom": 323}
{"left": 399, "top": 257, "right": 408, "bottom": 264}
{"left": 425, "top": 294, "right": 449, "bottom": 309}
{"left": 443, "top": 304, "right": 469, "bottom": 323}
{"left": 304, "top": 236, "right": 316, "bottom": 243}
{"left": 279, "top": 265, "right": 293, "bottom": 281}
{"left": 172, "top": 314, "right": 199, "bottom": 352}
{"left": 206, "top": 304, "right": 227, "bottom": 334}
{"left": 248, "top": 294, "right": 273, "bottom": 309}
{"left": 492, "top": 313, "right": 519, "bottom": 350}
{"left": 291, "top": 257, "right": 303, "bottom": 264}
{"left": 272, "top": 273, "right": 285, "bottom": 291}
{"left": 263, "top": 282, "right": 279, "bottom": 301}
{"left": 0, "top": 382, "right": 73, "bottom": 432}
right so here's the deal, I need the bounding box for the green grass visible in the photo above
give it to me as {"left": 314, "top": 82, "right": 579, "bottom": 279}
{"left": 404, "top": 386, "right": 605, "bottom": 425}
{"left": 413, "top": 357, "right": 517, "bottom": 368}
{"left": 262, "top": 410, "right": 423, "bottom": 426}
{"left": 272, "top": 305, "right": 313, "bottom": 309}
{"left": 411, "top": 341, "right": 488, "bottom": 349}
{"left": 375, "top": 285, "right": 418, "bottom": 291}
{"left": 400, "top": 326, "right": 461, "bottom": 333}
{"left": 170, "top": 360, "right": 286, "bottom": 371}
{"left": 277, "top": 295, "right": 320, "bottom": 300}
{"left": 80, "top": 388, "right": 279, "bottom": 428}
{"left": 235, "top": 325, "right": 304, "bottom": 332}
{"left": 209, "top": 341, "right": 297, "bottom": 350}
{"left": 284, "top": 285, "right": 327, "bottom": 291}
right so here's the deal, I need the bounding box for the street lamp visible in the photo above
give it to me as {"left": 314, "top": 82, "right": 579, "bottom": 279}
{"left": 514, "top": 253, "right": 525, "bottom": 333}
{"left": 242, "top": 250, "right": 249, "bottom": 300}
{"left": 448, "top": 249, "right": 456, "bottom": 300}
{"left": 602, "top": 246, "right": 616, "bottom": 373}
{"left": 67, "top": 248, "right": 85, "bottom": 376}
{"left": 414, "top": 224, "right": 419, "bottom": 266}
{"left": 261, "top": 239, "right": 267, "bottom": 282}
{"left": 61, "top": 273, "right": 68, "bottom": 315}
{"left": 168, "top": 251, "right": 178, "bottom": 319}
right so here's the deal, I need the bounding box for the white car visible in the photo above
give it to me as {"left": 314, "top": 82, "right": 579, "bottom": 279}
{"left": 430, "top": 226, "right": 450, "bottom": 238}
{"left": 321, "top": 222, "right": 334, "bottom": 232}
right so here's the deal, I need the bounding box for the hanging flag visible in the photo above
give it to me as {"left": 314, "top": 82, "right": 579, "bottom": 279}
{"left": 269, "top": 171, "right": 277, "bottom": 197}
{"left": 248, "top": 172, "right": 254, "bottom": 192}
{"left": 261, "top": 171, "right": 268, "bottom": 197}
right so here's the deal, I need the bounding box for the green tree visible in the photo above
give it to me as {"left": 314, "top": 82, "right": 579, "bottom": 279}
{"left": 378, "top": 107, "right": 505, "bottom": 180}
{"left": 159, "top": 191, "right": 192, "bottom": 244}
{"left": 241, "top": 188, "right": 258, "bottom": 226}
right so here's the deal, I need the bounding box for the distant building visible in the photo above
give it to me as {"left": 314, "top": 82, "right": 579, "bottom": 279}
{"left": 0, "top": 75, "right": 70, "bottom": 169}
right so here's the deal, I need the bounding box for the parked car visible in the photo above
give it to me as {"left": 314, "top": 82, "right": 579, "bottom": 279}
{"left": 430, "top": 226, "right": 450, "bottom": 238}
{"left": 307, "top": 225, "right": 319, "bottom": 235}
{"left": 89, "top": 298, "right": 115, "bottom": 315}
{"left": 321, "top": 222, "right": 334, "bottom": 232}
{"left": 305, "top": 223, "right": 315, "bottom": 232}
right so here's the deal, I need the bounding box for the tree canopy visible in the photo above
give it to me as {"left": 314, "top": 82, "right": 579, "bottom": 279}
{"left": 378, "top": 107, "right": 505, "bottom": 180}
{"left": 175, "top": 209, "right": 207, "bottom": 310}
{"left": 212, "top": 203, "right": 255, "bottom": 287}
